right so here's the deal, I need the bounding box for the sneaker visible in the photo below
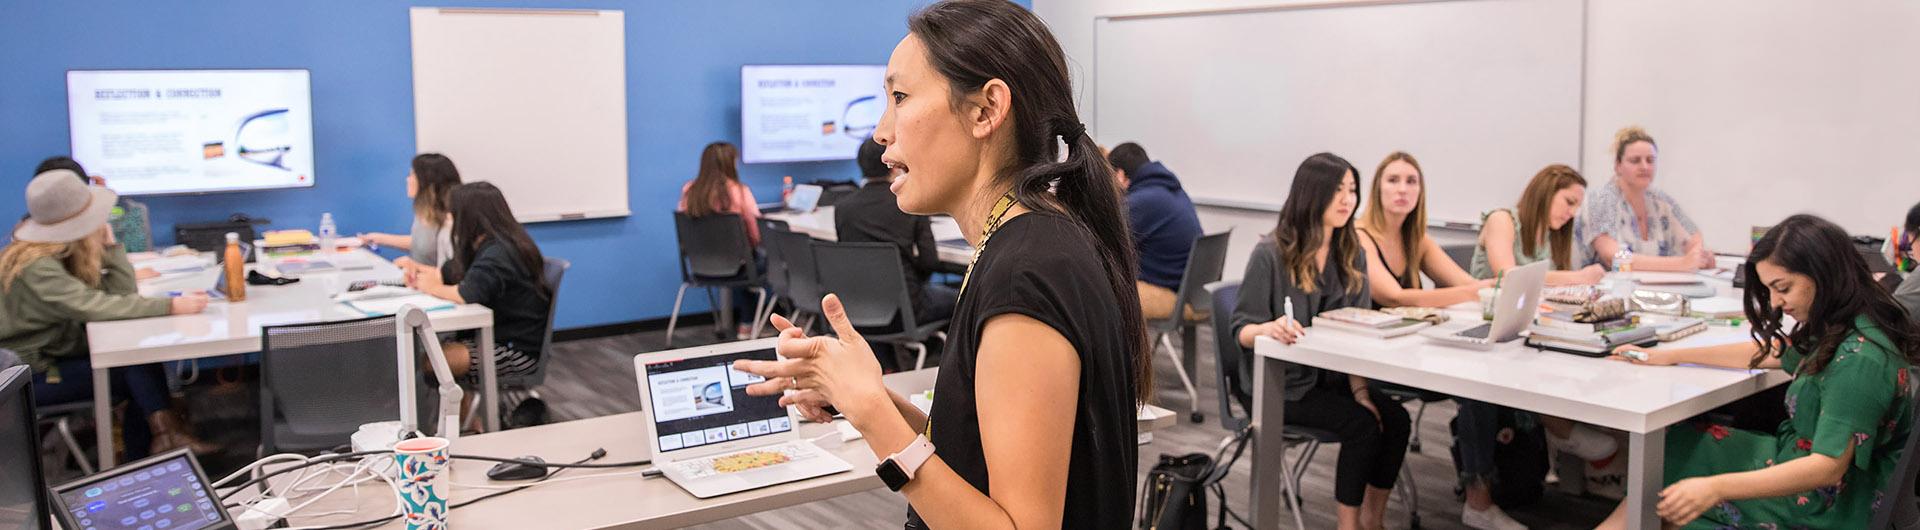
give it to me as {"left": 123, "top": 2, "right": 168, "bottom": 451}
{"left": 1550, "top": 425, "right": 1618, "bottom": 462}
{"left": 1462, "top": 504, "right": 1529, "bottom": 530}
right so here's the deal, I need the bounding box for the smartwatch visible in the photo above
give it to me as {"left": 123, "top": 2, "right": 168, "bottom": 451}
{"left": 876, "top": 435, "right": 936, "bottom": 492}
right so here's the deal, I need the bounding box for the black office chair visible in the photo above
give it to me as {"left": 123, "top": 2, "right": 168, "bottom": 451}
{"left": 1868, "top": 367, "right": 1920, "bottom": 529}
{"left": 478, "top": 257, "right": 569, "bottom": 428}
{"left": 813, "top": 241, "right": 949, "bottom": 370}
{"left": 668, "top": 213, "right": 769, "bottom": 347}
{"left": 259, "top": 315, "right": 421, "bottom": 454}
{"left": 1205, "top": 280, "right": 1421, "bottom": 530}
{"left": 765, "top": 227, "right": 826, "bottom": 332}
{"left": 1150, "top": 231, "right": 1230, "bottom": 423}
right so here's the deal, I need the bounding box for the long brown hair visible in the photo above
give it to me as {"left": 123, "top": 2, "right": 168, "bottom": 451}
{"left": 908, "top": 0, "right": 1150, "bottom": 401}
{"left": 446, "top": 183, "right": 548, "bottom": 298}
{"left": 411, "top": 153, "right": 462, "bottom": 228}
{"left": 1515, "top": 165, "right": 1587, "bottom": 270}
{"left": 685, "top": 142, "right": 741, "bottom": 218}
{"left": 1359, "top": 151, "right": 1427, "bottom": 288}
{"left": 0, "top": 234, "right": 105, "bottom": 294}
{"left": 1745, "top": 215, "right": 1920, "bottom": 373}
{"left": 1273, "top": 153, "right": 1364, "bottom": 295}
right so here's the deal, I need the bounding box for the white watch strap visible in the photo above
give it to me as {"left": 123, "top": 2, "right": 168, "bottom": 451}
{"left": 889, "top": 435, "right": 937, "bottom": 480}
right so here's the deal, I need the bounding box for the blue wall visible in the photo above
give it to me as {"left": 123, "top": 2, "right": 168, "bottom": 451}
{"left": 0, "top": 1, "right": 1027, "bottom": 330}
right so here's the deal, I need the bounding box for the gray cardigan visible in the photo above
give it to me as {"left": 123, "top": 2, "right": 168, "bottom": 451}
{"left": 1898, "top": 268, "right": 1920, "bottom": 323}
{"left": 1230, "top": 237, "right": 1372, "bottom": 401}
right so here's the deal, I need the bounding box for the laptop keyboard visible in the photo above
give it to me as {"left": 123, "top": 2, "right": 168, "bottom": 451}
{"left": 1458, "top": 324, "right": 1492, "bottom": 340}
{"left": 670, "top": 441, "right": 820, "bottom": 479}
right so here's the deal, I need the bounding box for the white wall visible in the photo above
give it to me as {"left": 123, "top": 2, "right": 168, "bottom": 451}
{"left": 1041, "top": 0, "right": 1920, "bottom": 281}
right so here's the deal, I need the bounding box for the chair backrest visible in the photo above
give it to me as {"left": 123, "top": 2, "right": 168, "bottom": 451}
{"left": 761, "top": 227, "right": 793, "bottom": 298}
{"left": 1870, "top": 367, "right": 1920, "bottom": 529}
{"left": 768, "top": 228, "right": 825, "bottom": 313}
{"left": 1206, "top": 280, "right": 1252, "bottom": 431}
{"left": 673, "top": 212, "right": 756, "bottom": 280}
{"left": 259, "top": 315, "right": 407, "bottom": 453}
{"left": 1161, "top": 231, "right": 1232, "bottom": 329}
{"left": 507, "top": 256, "right": 570, "bottom": 388}
{"left": 813, "top": 241, "right": 916, "bottom": 332}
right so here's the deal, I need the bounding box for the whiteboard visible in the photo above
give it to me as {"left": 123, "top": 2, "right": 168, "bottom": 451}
{"left": 410, "top": 7, "right": 630, "bottom": 223}
{"left": 1583, "top": 0, "right": 1920, "bottom": 250}
{"left": 1092, "top": 0, "right": 1584, "bottom": 225}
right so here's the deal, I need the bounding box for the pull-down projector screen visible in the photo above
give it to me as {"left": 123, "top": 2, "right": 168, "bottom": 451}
{"left": 67, "top": 69, "right": 316, "bottom": 196}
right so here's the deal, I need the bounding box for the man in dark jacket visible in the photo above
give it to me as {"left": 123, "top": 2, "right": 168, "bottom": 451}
{"left": 1108, "top": 142, "right": 1203, "bottom": 319}
{"left": 835, "top": 137, "right": 956, "bottom": 328}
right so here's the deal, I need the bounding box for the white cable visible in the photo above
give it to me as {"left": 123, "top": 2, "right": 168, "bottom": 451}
{"left": 277, "top": 468, "right": 406, "bottom": 530}
{"left": 448, "top": 467, "right": 652, "bottom": 491}
{"left": 217, "top": 453, "right": 311, "bottom": 487}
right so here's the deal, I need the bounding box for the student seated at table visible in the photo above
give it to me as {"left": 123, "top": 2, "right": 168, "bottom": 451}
{"left": 1447, "top": 164, "right": 1612, "bottom": 529}
{"left": 1106, "top": 142, "right": 1203, "bottom": 318}
{"left": 1, "top": 170, "right": 213, "bottom": 458}
{"left": 407, "top": 183, "right": 551, "bottom": 395}
{"left": 1354, "top": 151, "right": 1491, "bottom": 308}
{"left": 678, "top": 141, "right": 764, "bottom": 338}
{"left": 1894, "top": 201, "right": 1919, "bottom": 320}
{"left": 29, "top": 157, "right": 157, "bottom": 264}
{"left": 836, "top": 136, "right": 956, "bottom": 329}
{"left": 1578, "top": 126, "right": 1715, "bottom": 272}
{"left": 1232, "top": 153, "right": 1412, "bottom": 530}
{"left": 1600, "top": 214, "right": 1920, "bottom": 529}
{"left": 359, "top": 153, "right": 461, "bottom": 269}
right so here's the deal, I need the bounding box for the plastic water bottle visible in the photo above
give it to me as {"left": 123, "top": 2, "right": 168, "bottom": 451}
{"left": 1612, "top": 248, "right": 1635, "bottom": 297}
{"left": 781, "top": 176, "right": 795, "bottom": 203}
{"left": 318, "top": 212, "right": 337, "bottom": 254}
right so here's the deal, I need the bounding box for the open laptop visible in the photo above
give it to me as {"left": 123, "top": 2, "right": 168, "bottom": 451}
{"left": 633, "top": 338, "right": 851, "bottom": 498}
{"left": 1421, "top": 260, "right": 1550, "bottom": 348}
{"left": 50, "top": 448, "right": 235, "bottom": 530}
{"left": 785, "top": 184, "right": 824, "bottom": 213}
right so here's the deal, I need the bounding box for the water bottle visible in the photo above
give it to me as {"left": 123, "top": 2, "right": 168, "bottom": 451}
{"left": 1612, "top": 248, "right": 1635, "bottom": 297}
{"left": 781, "top": 176, "right": 795, "bottom": 203}
{"left": 318, "top": 212, "right": 337, "bottom": 254}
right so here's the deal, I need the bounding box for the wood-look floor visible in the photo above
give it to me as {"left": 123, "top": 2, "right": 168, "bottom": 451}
{"left": 539, "top": 323, "right": 1616, "bottom": 529}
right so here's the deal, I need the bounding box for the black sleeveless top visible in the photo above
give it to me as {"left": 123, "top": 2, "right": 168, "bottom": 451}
{"left": 1361, "top": 230, "right": 1414, "bottom": 309}
{"left": 903, "top": 212, "right": 1138, "bottom": 530}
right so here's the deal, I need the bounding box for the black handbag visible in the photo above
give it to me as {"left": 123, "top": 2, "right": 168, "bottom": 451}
{"left": 1139, "top": 452, "right": 1212, "bottom": 530}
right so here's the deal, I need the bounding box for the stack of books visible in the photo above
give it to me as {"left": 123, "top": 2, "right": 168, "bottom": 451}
{"left": 1311, "top": 307, "right": 1432, "bottom": 339}
{"left": 1526, "top": 311, "right": 1657, "bottom": 356}
{"left": 261, "top": 230, "right": 320, "bottom": 257}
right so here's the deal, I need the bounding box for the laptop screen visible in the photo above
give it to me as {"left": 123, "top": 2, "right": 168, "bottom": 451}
{"left": 644, "top": 348, "right": 793, "bottom": 455}
{"left": 54, "top": 452, "right": 228, "bottom": 530}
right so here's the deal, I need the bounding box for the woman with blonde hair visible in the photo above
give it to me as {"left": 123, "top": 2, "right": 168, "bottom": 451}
{"left": 1354, "top": 151, "right": 1491, "bottom": 308}
{"left": 1, "top": 171, "right": 213, "bottom": 458}
{"left": 1578, "top": 126, "right": 1714, "bottom": 271}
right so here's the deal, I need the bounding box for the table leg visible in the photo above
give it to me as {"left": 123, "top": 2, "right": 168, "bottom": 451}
{"left": 94, "top": 368, "right": 115, "bottom": 469}
{"left": 481, "top": 325, "right": 500, "bottom": 432}
{"left": 1181, "top": 323, "right": 1199, "bottom": 393}
{"left": 1250, "top": 353, "right": 1288, "bottom": 530}
{"left": 1627, "top": 428, "right": 1666, "bottom": 530}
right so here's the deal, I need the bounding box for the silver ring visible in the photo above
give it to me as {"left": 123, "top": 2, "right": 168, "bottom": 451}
{"left": 791, "top": 376, "right": 800, "bottom": 388}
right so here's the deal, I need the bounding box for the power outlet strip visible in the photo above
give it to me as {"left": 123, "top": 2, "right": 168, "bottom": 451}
{"left": 235, "top": 497, "right": 290, "bottom": 530}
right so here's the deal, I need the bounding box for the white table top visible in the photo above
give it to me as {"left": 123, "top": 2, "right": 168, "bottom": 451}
{"left": 1255, "top": 277, "right": 1789, "bottom": 433}
{"left": 764, "top": 206, "right": 971, "bottom": 265}
{"left": 260, "top": 367, "right": 1174, "bottom": 529}
{"left": 87, "top": 248, "right": 493, "bottom": 369}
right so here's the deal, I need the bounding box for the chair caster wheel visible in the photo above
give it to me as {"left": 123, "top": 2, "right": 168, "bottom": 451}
{"left": 1189, "top": 412, "right": 1204, "bottom": 423}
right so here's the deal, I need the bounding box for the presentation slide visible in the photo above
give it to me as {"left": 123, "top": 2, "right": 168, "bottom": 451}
{"left": 67, "top": 70, "right": 315, "bottom": 196}
{"left": 741, "top": 65, "right": 885, "bottom": 164}
{"left": 648, "top": 366, "right": 736, "bottom": 423}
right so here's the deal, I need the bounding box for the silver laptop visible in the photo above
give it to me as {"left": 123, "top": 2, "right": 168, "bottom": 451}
{"left": 1421, "top": 260, "right": 1550, "bottom": 348}
{"left": 785, "top": 184, "right": 824, "bottom": 213}
{"left": 633, "top": 338, "right": 851, "bottom": 498}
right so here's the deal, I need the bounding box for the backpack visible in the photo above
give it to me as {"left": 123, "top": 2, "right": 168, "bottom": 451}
{"left": 1450, "top": 408, "right": 1551, "bottom": 508}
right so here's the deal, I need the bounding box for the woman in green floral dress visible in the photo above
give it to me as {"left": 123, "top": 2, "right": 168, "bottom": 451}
{"left": 1601, "top": 214, "right": 1920, "bottom": 528}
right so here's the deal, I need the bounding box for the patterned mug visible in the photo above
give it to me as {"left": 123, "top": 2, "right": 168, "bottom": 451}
{"left": 395, "top": 437, "right": 452, "bottom": 530}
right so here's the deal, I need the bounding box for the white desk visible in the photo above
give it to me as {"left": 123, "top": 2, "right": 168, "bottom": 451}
{"left": 254, "top": 368, "right": 1175, "bottom": 529}
{"left": 1247, "top": 275, "right": 1789, "bottom": 530}
{"left": 87, "top": 248, "right": 497, "bottom": 468}
{"left": 763, "top": 207, "right": 972, "bottom": 266}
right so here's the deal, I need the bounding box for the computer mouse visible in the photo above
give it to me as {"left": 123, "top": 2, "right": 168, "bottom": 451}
{"left": 486, "top": 456, "right": 549, "bottom": 481}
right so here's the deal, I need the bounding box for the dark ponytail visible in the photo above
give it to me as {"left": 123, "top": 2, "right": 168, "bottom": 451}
{"left": 910, "top": 0, "right": 1151, "bottom": 402}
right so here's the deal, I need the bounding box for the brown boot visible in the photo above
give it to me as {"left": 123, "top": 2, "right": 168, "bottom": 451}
{"left": 148, "top": 410, "right": 219, "bottom": 456}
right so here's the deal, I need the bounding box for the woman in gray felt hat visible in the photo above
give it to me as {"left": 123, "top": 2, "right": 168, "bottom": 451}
{"left": 1, "top": 170, "right": 216, "bottom": 458}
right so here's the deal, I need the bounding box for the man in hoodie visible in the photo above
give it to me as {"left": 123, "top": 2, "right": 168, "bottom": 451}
{"left": 1108, "top": 142, "right": 1203, "bottom": 319}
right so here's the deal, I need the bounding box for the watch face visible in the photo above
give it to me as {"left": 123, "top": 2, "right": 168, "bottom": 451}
{"left": 877, "top": 459, "right": 909, "bottom": 491}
